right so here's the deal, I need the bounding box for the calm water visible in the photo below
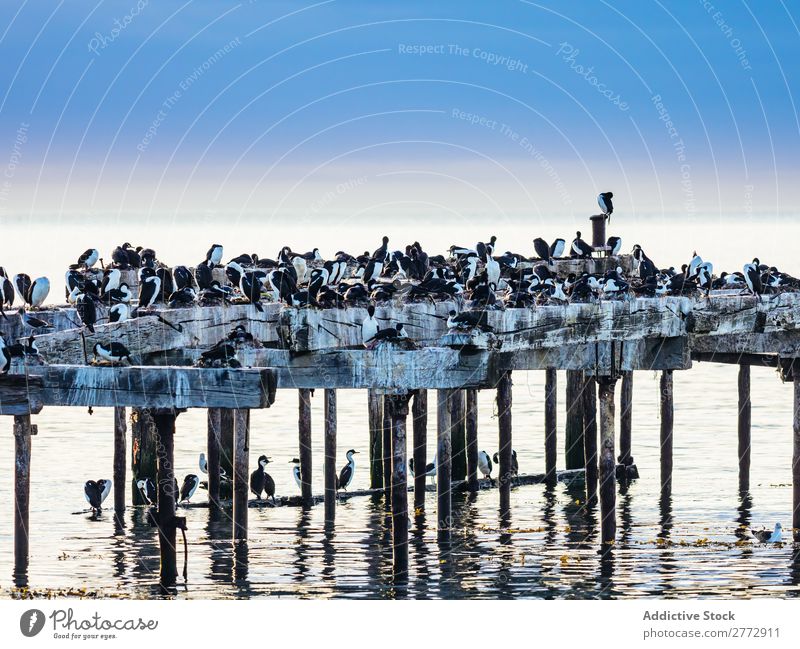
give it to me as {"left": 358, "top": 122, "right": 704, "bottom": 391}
{"left": 0, "top": 218, "right": 799, "bottom": 599}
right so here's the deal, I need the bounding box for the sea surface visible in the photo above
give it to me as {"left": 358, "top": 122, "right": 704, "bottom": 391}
{"left": 0, "top": 216, "right": 798, "bottom": 599}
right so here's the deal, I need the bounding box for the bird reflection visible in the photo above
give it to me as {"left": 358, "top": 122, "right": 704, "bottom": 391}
{"left": 292, "top": 506, "right": 312, "bottom": 584}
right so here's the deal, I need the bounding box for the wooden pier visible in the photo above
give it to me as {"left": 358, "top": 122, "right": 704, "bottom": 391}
{"left": 3, "top": 243, "right": 800, "bottom": 590}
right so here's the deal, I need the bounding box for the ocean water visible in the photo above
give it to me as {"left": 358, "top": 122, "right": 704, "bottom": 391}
{"left": 0, "top": 217, "right": 798, "bottom": 599}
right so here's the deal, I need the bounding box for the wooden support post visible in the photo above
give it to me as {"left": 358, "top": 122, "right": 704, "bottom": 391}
{"left": 387, "top": 394, "right": 410, "bottom": 578}
{"left": 738, "top": 365, "right": 751, "bottom": 492}
{"left": 793, "top": 375, "right": 800, "bottom": 542}
{"left": 412, "top": 389, "right": 428, "bottom": 509}
{"left": 13, "top": 415, "right": 33, "bottom": 584}
{"left": 207, "top": 408, "right": 222, "bottom": 506}
{"left": 131, "top": 408, "right": 157, "bottom": 505}
{"left": 660, "top": 370, "right": 674, "bottom": 498}
{"left": 465, "top": 388, "right": 479, "bottom": 493}
{"left": 583, "top": 375, "right": 598, "bottom": 507}
{"left": 565, "top": 370, "right": 585, "bottom": 469}
{"left": 436, "top": 389, "right": 452, "bottom": 539}
{"left": 153, "top": 411, "right": 178, "bottom": 585}
{"left": 382, "top": 397, "right": 392, "bottom": 505}
{"left": 450, "top": 390, "right": 466, "bottom": 482}
{"left": 324, "top": 390, "right": 337, "bottom": 525}
{"left": 368, "top": 390, "right": 383, "bottom": 489}
{"left": 233, "top": 409, "right": 249, "bottom": 542}
{"left": 544, "top": 369, "right": 557, "bottom": 486}
{"left": 620, "top": 371, "right": 633, "bottom": 466}
{"left": 597, "top": 377, "right": 617, "bottom": 544}
{"left": 219, "top": 408, "right": 235, "bottom": 480}
{"left": 298, "top": 389, "right": 313, "bottom": 502}
{"left": 497, "top": 372, "right": 513, "bottom": 516}
{"left": 113, "top": 407, "right": 127, "bottom": 514}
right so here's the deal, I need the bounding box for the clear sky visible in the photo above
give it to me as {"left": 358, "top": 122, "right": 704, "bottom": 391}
{"left": 0, "top": 0, "right": 797, "bottom": 224}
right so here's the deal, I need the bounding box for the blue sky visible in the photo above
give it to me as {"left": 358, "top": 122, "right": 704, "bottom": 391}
{"left": 0, "top": 0, "right": 797, "bottom": 222}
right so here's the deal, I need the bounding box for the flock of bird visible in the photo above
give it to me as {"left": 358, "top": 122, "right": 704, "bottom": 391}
{"left": 2, "top": 231, "right": 792, "bottom": 372}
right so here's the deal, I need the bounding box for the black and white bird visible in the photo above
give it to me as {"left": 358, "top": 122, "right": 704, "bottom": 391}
{"left": 492, "top": 450, "right": 519, "bottom": 477}
{"left": 571, "top": 232, "right": 593, "bottom": 259}
{"left": 199, "top": 453, "right": 208, "bottom": 474}
{"left": 409, "top": 455, "right": 437, "bottom": 484}
{"left": 109, "top": 302, "right": 130, "bottom": 323}
{"left": 0, "top": 336, "right": 12, "bottom": 374}
{"left": 93, "top": 342, "right": 132, "bottom": 364}
{"left": 607, "top": 236, "right": 622, "bottom": 256}
{"left": 478, "top": 450, "right": 493, "bottom": 480}
{"left": 550, "top": 238, "right": 566, "bottom": 259}
{"left": 179, "top": 474, "right": 200, "bottom": 503}
{"left": 597, "top": 192, "right": 614, "bottom": 221}
{"left": 337, "top": 449, "right": 358, "bottom": 491}
{"left": 206, "top": 244, "right": 224, "bottom": 268}
{"left": 752, "top": 523, "right": 782, "bottom": 543}
{"left": 744, "top": 258, "right": 764, "bottom": 296}
{"left": 250, "top": 455, "right": 276, "bottom": 503}
{"left": 0, "top": 268, "right": 14, "bottom": 319}
{"left": 137, "top": 272, "right": 161, "bottom": 309}
{"left": 361, "top": 304, "right": 379, "bottom": 345}
{"left": 17, "top": 308, "right": 53, "bottom": 330}
{"left": 136, "top": 478, "right": 157, "bottom": 505}
{"left": 97, "top": 479, "right": 112, "bottom": 505}
{"left": 77, "top": 248, "right": 100, "bottom": 269}
{"left": 290, "top": 458, "right": 302, "bottom": 490}
{"left": 101, "top": 268, "right": 121, "bottom": 296}
{"left": 75, "top": 293, "right": 97, "bottom": 332}
{"left": 84, "top": 480, "right": 106, "bottom": 513}
{"left": 446, "top": 309, "right": 493, "bottom": 332}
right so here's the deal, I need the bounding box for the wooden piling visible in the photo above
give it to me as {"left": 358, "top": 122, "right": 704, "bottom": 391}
{"left": 382, "top": 397, "right": 392, "bottom": 505}
{"left": 597, "top": 377, "right": 617, "bottom": 544}
{"left": 738, "top": 365, "right": 751, "bottom": 491}
{"left": 497, "top": 372, "right": 513, "bottom": 515}
{"left": 544, "top": 369, "right": 557, "bottom": 486}
{"left": 131, "top": 408, "right": 157, "bottom": 506}
{"left": 565, "top": 370, "right": 585, "bottom": 469}
{"left": 113, "top": 407, "right": 126, "bottom": 514}
{"left": 619, "top": 371, "right": 633, "bottom": 466}
{"left": 388, "top": 395, "right": 410, "bottom": 578}
{"left": 465, "top": 388, "right": 479, "bottom": 493}
{"left": 660, "top": 370, "right": 674, "bottom": 498}
{"left": 368, "top": 390, "right": 383, "bottom": 489}
{"left": 233, "top": 409, "right": 249, "bottom": 542}
{"left": 298, "top": 389, "right": 313, "bottom": 502}
{"left": 153, "top": 411, "right": 177, "bottom": 584}
{"left": 794, "top": 375, "right": 800, "bottom": 542}
{"left": 412, "top": 389, "right": 428, "bottom": 509}
{"left": 582, "top": 375, "right": 598, "bottom": 507}
{"left": 436, "top": 389, "right": 452, "bottom": 538}
{"left": 13, "top": 415, "right": 32, "bottom": 581}
{"left": 324, "top": 389, "right": 337, "bottom": 525}
{"left": 450, "top": 390, "right": 466, "bottom": 482}
{"left": 207, "top": 408, "right": 222, "bottom": 506}
{"left": 219, "top": 408, "right": 235, "bottom": 480}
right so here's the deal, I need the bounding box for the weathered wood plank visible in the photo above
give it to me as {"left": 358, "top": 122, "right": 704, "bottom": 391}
{"left": 324, "top": 390, "right": 337, "bottom": 526}
{"left": 5, "top": 366, "right": 276, "bottom": 409}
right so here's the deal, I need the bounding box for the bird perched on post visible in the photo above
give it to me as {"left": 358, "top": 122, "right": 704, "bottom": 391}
{"left": 337, "top": 449, "right": 358, "bottom": 491}
{"left": 597, "top": 192, "right": 614, "bottom": 222}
